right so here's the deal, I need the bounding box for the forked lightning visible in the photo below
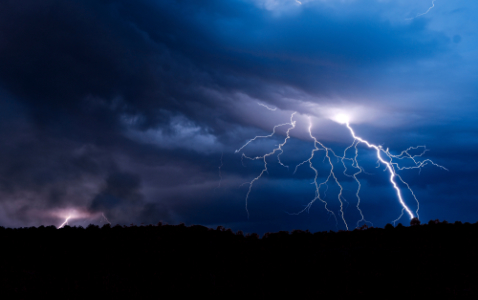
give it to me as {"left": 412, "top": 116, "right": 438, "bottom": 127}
{"left": 236, "top": 111, "right": 447, "bottom": 229}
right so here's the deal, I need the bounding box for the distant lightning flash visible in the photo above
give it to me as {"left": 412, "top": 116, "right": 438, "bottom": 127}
{"left": 58, "top": 216, "right": 71, "bottom": 228}
{"left": 417, "top": 0, "right": 436, "bottom": 17}
{"left": 236, "top": 111, "right": 446, "bottom": 229}
{"left": 407, "top": 0, "right": 436, "bottom": 20}
{"left": 102, "top": 213, "right": 111, "bottom": 225}
{"left": 57, "top": 210, "right": 112, "bottom": 228}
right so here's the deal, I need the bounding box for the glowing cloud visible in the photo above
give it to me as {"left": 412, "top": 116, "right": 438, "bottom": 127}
{"left": 334, "top": 114, "right": 350, "bottom": 124}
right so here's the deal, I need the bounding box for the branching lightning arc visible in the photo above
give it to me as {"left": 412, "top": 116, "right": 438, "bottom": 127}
{"left": 237, "top": 112, "right": 296, "bottom": 218}
{"left": 236, "top": 111, "right": 447, "bottom": 229}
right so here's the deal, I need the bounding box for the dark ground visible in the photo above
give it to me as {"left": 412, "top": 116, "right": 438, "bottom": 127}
{"left": 1, "top": 219, "right": 477, "bottom": 298}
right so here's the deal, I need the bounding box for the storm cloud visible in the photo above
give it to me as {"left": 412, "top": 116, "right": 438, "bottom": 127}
{"left": 0, "top": 0, "right": 476, "bottom": 233}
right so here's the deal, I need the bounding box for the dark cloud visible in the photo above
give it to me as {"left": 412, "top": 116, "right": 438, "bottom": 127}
{"left": 0, "top": 0, "right": 450, "bottom": 131}
{"left": 89, "top": 170, "right": 145, "bottom": 223}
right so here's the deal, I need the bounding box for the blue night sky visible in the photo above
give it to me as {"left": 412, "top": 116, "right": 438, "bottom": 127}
{"left": 0, "top": 0, "right": 476, "bottom": 233}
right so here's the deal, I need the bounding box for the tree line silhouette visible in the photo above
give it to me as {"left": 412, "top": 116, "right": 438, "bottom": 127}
{"left": 1, "top": 219, "right": 477, "bottom": 297}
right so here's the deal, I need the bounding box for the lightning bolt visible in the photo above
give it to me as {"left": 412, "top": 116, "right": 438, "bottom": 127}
{"left": 292, "top": 118, "right": 446, "bottom": 228}
{"left": 102, "top": 213, "right": 111, "bottom": 225}
{"left": 257, "top": 102, "right": 277, "bottom": 111}
{"left": 416, "top": 0, "right": 436, "bottom": 17}
{"left": 384, "top": 145, "right": 447, "bottom": 221}
{"left": 345, "top": 122, "right": 414, "bottom": 220}
{"left": 293, "top": 118, "right": 349, "bottom": 230}
{"left": 235, "top": 119, "right": 294, "bottom": 154}
{"left": 237, "top": 112, "right": 296, "bottom": 217}
{"left": 58, "top": 216, "right": 71, "bottom": 229}
{"left": 236, "top": 112, "right": 446, "bottom": 229}
{"left": 407, "top": 0, "right": 436, "bottom": 20}
{"left": 343, "top": 121, "right": 446, "bottom": 223}
{"left": 341, "top": 138, "right": 373, "bottom": 228}
{"left": 57, "top": 211, "right": 113, "bottom": 228}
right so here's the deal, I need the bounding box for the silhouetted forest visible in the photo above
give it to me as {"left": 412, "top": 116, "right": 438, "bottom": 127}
{"left": 2, "top": 219, "right": 477, "bottom": 298}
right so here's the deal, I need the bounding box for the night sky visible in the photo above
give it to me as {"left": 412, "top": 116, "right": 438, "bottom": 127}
{"left": 0, "top": 0, "right": 476, "bottom": 234}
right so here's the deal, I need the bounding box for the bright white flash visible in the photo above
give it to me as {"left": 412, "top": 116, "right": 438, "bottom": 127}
{"left": 334, "top": 114, "right": 350, "bottom": 124}
{"left": 236, "top": 111, "right": 447, "bottom": 229}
